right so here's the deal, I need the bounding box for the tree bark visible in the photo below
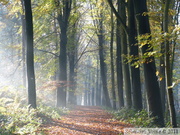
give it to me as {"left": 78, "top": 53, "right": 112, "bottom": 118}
{"left": 56, "top": 22, "right": 67, "bottom": 107}
{"left": 163, "top": 0, "right": 177, "bottom": 127}
{"left": 68, "top": 0, "right": 78, "bottom": 105}
{"left": 92, "top": 74, "right": 95, "bottom": 106}
{"left": 116, "top": 15, "right": 124, "bottom": 108}
{"left": 68, "top": 30, "right": 77, "bottom": 105}
{"left": 69, "top": 54, "right": 77, "bottom": 105}
{"left": 159, "top": 1, "right": 166, "bottom": 114}
{"left": 95, "top": 59, "right": 101, "bottom": 106}
{"left": 56, "top": 0, "right": 72, "bottom": 107}
{"left": 133, "top": 0, "right": 164, "bottom": 126}
{"left": 110, "top": 9, "right": 116, "bottom": 110}
{"left": 84, "top": 79, "right": 88, "bottom": 106}
{"left": 21, "top": 0, "right": 26, "bottom": 93}
{"left": 87, "top": 67, "right": 91, "bottom": 106}
{"left": 23, "top": 0, "right": 36, "bottom": 108}
{"left": 120, "top": 0, "right": 132, "bottom": 108}
{"left": 127, "top": 0, "right": 142, "bottom": 110}
{"left": 98, "top": 19, "right": 112, "bottom": 108}
{"left": 159, "top": 39, "right": 166, "bottom": 113}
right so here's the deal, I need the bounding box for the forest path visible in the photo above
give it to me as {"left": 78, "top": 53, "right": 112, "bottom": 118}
{"left": 41, "top": 106, "right": 132, "bottom": 135}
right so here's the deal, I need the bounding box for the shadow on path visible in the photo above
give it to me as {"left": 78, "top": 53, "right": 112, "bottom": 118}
{"left": 41, "top": 106, "right": 132, "bottom": 135}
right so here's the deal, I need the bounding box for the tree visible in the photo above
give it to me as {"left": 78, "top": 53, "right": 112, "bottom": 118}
{"left": 67, "top": 0, "right": 80, "bottom": 105}
{"left": 116, "top": 0, "right": 124, "bottom": 108}
{"left": 20, "top": 0, "right": 27, "bottom": 93}
{"left": 97, "top": 8, "right": 112, "bottom": 108}
{"left": 55, "top": 0, "right": 72, "bottom": 107}
{"left": 119, "top": 0, "right": 132, "bottom": 109}
{"left": 127, "top": 0, "right": 142, "bottom": 110}
{"left": 106, "top": 0, "right": 142, "bottom": 109}
{"left": 110, "top": 9, "right": 116, "bottom": 109}
{"left": 23, "top": 0, "right": 36, "bottom": 108}
{"left": 159, "top": 0, "right": 166, "bottom": 114}
{"left": 90, "top": 1, "right": 112, "bottom": 108}
{"left": 95, "top": 58, "right": 101, "bottom": 106}
{"left": 133, "top": 0, "right": 164, "bottom": 126}
{"left": 68, "top": 22, "right": 77, "bottom": 105}
{"left": 163, "top": 0, "right": 177, "bottom": 127}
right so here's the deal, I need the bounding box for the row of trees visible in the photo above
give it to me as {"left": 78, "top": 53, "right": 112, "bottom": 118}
{"left": 0, "top": 0, "right": 179, "bottom": 127}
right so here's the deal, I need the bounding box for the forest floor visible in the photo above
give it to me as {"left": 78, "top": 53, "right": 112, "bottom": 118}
{"left": 40, "top": 106, "right": 132, "bottom": 135}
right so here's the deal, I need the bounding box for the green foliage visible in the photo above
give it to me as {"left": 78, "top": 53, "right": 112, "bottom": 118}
{"left": 112, "top": 108, "right": 156, "bottom": 127}
{"left": 0, "top": 103, "right": 41, "bottom": 135}
{"left": 0, "top": 97, "right": 69, "bottom": 135}
{"left": 126, "top": 25, "right": 180, "bottom": 69}
{"left": 164, "top": 112, "right": 180, "bottom": 128}
{"left": 37, "top": 104, "right": 69, "bottom": 121}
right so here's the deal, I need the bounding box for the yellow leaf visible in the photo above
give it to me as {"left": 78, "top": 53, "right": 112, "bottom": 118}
{"left": 156, "top": 71, "right": 159, "bottom": 76}
{"left": 158, "top": 77, "right": 163, "bottom": 81}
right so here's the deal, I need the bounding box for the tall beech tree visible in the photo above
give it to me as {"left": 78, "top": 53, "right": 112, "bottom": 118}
{"left": 159, "top": 1, "right": 166, "bottom": 114}
{"left": 95, "top": 60, "right": 101, "bottom": 106}
{"left": 107, "top": 0, "right": 142, "bottom": 109}
{"left": 68, "top": 20, "right": 78, "bottom": 105}
{"left": 110, "top": 9, "right": 116, "bottom": 109}
{"left": 20, "top": 0, "right": 27, "bottom": 92}
{"left": 127, "top": 0, "right": 142, "bottom": 110}
{"left": 97, "top": 10, "right": 112, "bottom": 108}
{"left": 133, "top": 0, "right": 164, "bottom": 126}
{"left": 163, "top": 0, "right": 177, "bottom": 127}
{"left": 119, "top": 0, "right": 132, "bottom": 108}
{"left": 23, "top": 0, "right": 36, "bottom": 108}
{"left": 91, "top": 1, "right": 112, "bottom": 108}
{"left": 116, "top": 0, "right": 124, "bottom": 108}
{"left": 55, "top": 0, "right": 72, "bottom": 107}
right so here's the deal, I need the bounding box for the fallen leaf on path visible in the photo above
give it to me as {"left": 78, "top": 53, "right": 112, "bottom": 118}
{"left": 40, "top": 106, "right": 132, "bottom": 135}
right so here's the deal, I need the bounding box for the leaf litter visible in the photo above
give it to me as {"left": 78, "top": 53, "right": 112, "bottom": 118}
{"left": 40, "top": 106, "right": 132, "bottom": 135}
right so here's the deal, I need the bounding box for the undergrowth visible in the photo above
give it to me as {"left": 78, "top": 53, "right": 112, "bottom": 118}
{"left": 112, "top": 107, "right": 157, "bottom": 127}
{"left": 0, "top": 97, "right": 69, "bottom": 135}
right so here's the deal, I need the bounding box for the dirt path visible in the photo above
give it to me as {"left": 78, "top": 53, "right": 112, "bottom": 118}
{"left": 41, "top": 106, "right": 132, "bottom": 135}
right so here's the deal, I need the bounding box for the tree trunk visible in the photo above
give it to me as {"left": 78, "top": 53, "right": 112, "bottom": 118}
{"left": 69, "top": 55, "right": 76, "bottom": 105}
{"left": 133, "top": 0, "right": 164, "bottom": 127}
{"left": 110, "top": 9, "right": 116, "bottom": 110}
{"left": 92, "top": 75, "right": 95, "bottom": 106}
{"left": 120, "top": 0, "right": 132, "bottom": 108}
{"left": 21, "top": 0, "right": 27, "bottom": 93}
{"left": 116, "top": 0, "right": 124, "bottom": 109}
{"left": 87, "top": 68, "right": 91, "bottom": 106}
{"left": 98, "top": 24, "right": 111, "bottom": 108}
{"left": 23, "top": 0, "right": 36, "bottom": 108}
{"left": 22, "top": 17, "right": 27, "bottom": 92}
{"left": 127, "top": 0, "right": 142, "bottom": 110}
{"left": 68, "top": 31, "right": 77, "bottom": 105}
{"left": 56, "top": 0, "right": 72, "bottom": 107}
{"left": 159, "top": 41, "right": 166, "bottom": 113}
{"left": 159, "top": 1, "right": 166, "bottom": 114}
{"left": 68, "top": 0, "right": 78, "bottom": 105}
{"left": 56, "top": 24, "right": 67, "bottom": 107}
{"left": 163, "top": 0, "right": 177, "bottom": 127}
{"left": 95, "top": 60, "right": 101, "bottom": 106}
{"left": 84, "top": 79, "right": 88, "bottom": 106}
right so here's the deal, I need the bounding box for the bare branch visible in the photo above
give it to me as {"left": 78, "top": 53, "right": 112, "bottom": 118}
{"left": 35, "top": 49, "right": 59, "bottom": 57}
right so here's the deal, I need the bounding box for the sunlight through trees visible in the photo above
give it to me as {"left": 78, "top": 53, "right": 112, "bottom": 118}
{"left": 0, "top": 0, "right": 179, "bottom": 131}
